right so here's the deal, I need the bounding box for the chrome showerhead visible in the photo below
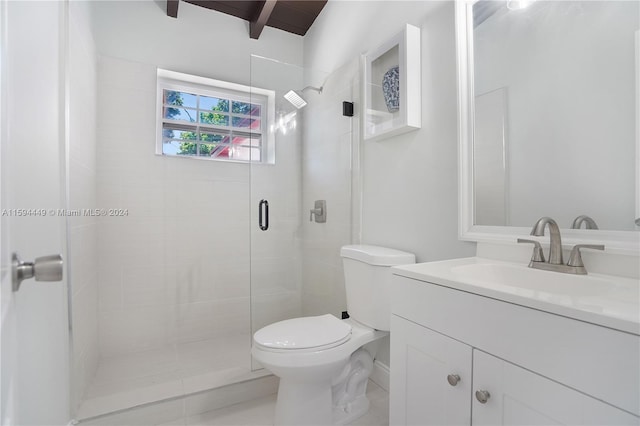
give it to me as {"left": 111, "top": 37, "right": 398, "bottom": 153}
{"left": 284, "top": 90, "right": 307, "bottom": 109}
{"left": 283, "top": 85, "right": 323, "bottom": 109}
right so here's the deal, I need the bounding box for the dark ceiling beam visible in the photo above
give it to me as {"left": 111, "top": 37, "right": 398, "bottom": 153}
{"left": 250, "top": 0, "right": 277, "bottom": 39}
{"left": 167, "top": 0, "right": 180, "bottom": 18}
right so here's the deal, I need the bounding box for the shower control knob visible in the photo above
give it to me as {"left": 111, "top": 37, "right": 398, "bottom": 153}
{"left": 447, "top": 374, "right": 460, "bottom": 386}
{"left": 475, "top": 390, "right": 491, "bottom": 404}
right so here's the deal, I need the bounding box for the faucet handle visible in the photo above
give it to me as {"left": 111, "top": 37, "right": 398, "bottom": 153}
{"left": 567, "top": 244, "right": 604, "bottom": 268}
{"left": 517, "top": 238, "right": 545, "bottom": 262}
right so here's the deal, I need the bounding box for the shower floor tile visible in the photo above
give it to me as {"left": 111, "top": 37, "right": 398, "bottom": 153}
{"left": 78, "top": 334, "right": 258, "bottom": 420}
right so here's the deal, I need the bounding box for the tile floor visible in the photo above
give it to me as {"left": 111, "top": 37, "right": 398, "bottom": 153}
{"left": 160, "top": 380, "right": 389, "bottom": 426}
{"left": 79, "top": 334, "right": 261, "bottom": 419}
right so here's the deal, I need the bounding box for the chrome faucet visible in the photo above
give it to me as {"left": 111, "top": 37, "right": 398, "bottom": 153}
{"left": 571, "top": 215, "right": 599, "bottom": 230}
{"left": 530, "top": 217, "right": 563, "bottom": 265}
{"left": 518, "top": 216, "right": 604, "bottom": 274}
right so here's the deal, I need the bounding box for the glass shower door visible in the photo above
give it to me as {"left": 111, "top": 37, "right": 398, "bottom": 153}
{"left": 249, "top": 56, "right": 306, "bottom": 369}
{"left": 249, "top": 54, "right": 359, "bottom": 369}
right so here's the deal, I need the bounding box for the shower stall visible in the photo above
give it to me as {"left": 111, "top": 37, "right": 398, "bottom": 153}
{"left": 57, "top": 2, "right": 363, "bottom": 421}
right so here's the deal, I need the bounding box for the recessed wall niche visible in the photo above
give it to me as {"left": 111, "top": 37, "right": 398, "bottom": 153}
{"left": 363, "top": 23, "right": 421, "bottom": 141}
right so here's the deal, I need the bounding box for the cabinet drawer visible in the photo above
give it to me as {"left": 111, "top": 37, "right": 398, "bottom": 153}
{"left": 391, "top": 275, "right": 640, "bottom": 416}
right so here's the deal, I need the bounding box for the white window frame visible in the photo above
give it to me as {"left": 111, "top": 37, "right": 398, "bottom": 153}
{"left": 156, "top": 68, "right": 276, "bottom": 164}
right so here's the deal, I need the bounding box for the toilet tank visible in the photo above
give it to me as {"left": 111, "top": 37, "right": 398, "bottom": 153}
{"left": 340, "top": 245, "right": 415, "bottom": 331}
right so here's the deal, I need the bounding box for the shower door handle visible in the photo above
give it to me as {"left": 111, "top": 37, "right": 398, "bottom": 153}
{"left": 259, "top": 199, "right": 269, "bottom": 231}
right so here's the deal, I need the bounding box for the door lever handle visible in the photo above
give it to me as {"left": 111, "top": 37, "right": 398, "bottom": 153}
{"left": 12, "top": 252, "right": 63, "bottom": 292}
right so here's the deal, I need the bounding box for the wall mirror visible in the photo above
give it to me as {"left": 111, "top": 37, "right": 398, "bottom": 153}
{"left": 456, "top": 0, "right": 640, "bottom": 253}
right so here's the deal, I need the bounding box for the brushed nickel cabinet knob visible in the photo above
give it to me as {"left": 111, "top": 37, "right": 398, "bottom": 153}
{"left": 447, "top": 374, "right": 460, "bottom": 386}
{"left": 475, "top": 390, "right": 490, "bottom": 404}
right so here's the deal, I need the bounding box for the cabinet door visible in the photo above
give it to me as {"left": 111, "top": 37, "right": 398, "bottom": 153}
{"left": 390, "top": 315, "right": 472, "bottom": 425}
{"left": 472, "top": 350, "right": 639, "bottom": 426}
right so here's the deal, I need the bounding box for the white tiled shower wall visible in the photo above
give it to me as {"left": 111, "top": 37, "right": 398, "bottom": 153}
{"left": 68, "top": 1, "right": 99, "bottom": 410}
{"left": 88, "top": 0, "right": 306, "bottom": 360}
{"left": 95, "top": 56, "right": 303, "bottom": 357}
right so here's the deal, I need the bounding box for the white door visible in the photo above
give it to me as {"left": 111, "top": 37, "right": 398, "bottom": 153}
{"left": 390, "top": 315, "right": 472, "bottom": 426}
{"left": 472, "top": 350, "right": 638, "bottom": 426}
{"left": 0, "top": 1, "right": 70, "bottom": 425}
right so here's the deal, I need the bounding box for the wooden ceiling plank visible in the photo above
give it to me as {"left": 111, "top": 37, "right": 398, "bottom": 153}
{"left": 267, "top": 1, "right": 326, "bottom": 36}
{"left": 179, "top": 0, "right": 326, "bottom": 38}
{"left": 167, "top": 0, "right": 180, "bottom": 18}
{"left": 184, "top": 1, "right": 260, "bottom": 21}
{"left": 250, "top": 0, "right": 278, "bottom": 39}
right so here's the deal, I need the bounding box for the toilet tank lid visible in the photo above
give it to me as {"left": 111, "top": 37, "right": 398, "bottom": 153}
{"left": 340, "top": 245, "right": 415, "bottom": 266}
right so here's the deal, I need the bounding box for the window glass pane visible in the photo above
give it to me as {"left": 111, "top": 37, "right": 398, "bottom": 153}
{"left": 200, "top": 96, "right": 229, "bottom": 112}
{"left": 170, "top": 141, "right": 198, "bottom": 156}
{"left": 230, "top": 146, "right": 260, "bottom": 161}
{"left": 232, "top": 101, "right": 261, "bottom": 117}
{"left": 200, "top": 112, "right": 229, "bottom": 126}
{"left": 200, "top": 132, "right": 229, "bottom": 144}
{"left": 164, "top": 90, "right": 197, "bottom": 108}
{"left": 231, "top": 136, "right": 260, "bottom": 147}
{"left": 209, "top": 144, "right": 231, "bottom": 159}
{"left": 164, "top": 106, "right": 197, "bottom": 123}
{"left": 232, "top": 117, "right": 260, "bottom": 130}
{"left": 162, "top": 140, "right": 184, "bottom": 156}
{"left": 198, "top": 143, "right": 223, "bottom": 157}
{"left": 162, "top": 127, "right": 198, "bottom": 141}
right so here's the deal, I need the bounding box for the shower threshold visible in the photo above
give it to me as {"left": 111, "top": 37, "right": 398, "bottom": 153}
{"left": 77, "top": 334, "right": 269, "bottom": 420}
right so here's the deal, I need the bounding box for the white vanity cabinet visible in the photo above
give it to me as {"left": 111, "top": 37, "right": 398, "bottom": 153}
{"left": 390, "top": 315, "right": 472, "bottom": 425}
{"left": 390, "top": 271, "right": 640, "bottom": 426}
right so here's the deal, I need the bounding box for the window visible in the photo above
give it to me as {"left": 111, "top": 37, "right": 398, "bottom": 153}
{"left": 156, "top": 69, "right": 275, "bottom": 163}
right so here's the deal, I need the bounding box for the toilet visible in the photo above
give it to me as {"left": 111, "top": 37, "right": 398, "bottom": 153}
{"left": 251, "top": 245, "right": 415, "bottom": 425}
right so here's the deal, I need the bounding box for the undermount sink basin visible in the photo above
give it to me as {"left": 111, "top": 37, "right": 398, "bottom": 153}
{"left": 450, "top": 262, "right": 622, "bottom": 298}
{"left": 391, "top": 257, "right": 640, "bottom": 335}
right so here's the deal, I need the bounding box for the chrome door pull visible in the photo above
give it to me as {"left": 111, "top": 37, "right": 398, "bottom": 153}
{"left": 258, "top": 199, "right": 269, "bottom": 231}
{"left": 12, "top": 253, "right": 63, "bottom": 292}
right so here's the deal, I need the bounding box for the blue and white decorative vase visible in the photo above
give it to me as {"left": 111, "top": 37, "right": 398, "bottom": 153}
{"left": 382, "top": 65, "right": 400, "bottom": 113}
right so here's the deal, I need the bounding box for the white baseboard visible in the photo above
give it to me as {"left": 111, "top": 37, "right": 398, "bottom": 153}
{"left": 369, "top": 360, "right": 390, "bottom": 392}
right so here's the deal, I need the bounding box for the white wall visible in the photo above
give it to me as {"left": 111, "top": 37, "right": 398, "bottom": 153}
{"left": 89, "top": 1, "right": 304, "bottom": 357}
{"left": 306, "top": 0, "right": 475, "bottom": 264}
{"left": 303, "top": 1, "right": 477, "bottom": 367}
{"left": 1, "top": 2, "right": 70, "bottom": 424}
{"left": 68, "top": 0, "right": 99, "bottom": 411}
{"left": 474, "top": 1, "right": 638, "bottom": 230}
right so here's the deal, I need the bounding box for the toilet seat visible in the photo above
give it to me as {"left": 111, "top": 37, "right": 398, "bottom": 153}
{"left": 253, "top": 314, "right": 352, "bottom": 352}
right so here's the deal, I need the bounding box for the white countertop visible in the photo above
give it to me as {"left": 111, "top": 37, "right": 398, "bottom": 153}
{"left": 392, "top": 257, "right": 640, "bottom": 335}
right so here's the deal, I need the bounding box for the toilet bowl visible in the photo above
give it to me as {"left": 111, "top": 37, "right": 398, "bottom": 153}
{"left": 252, "top": 315, "right": 387, "bottom": 425}
{"left": 251, "top": 245, "right": 415, "bottom": 426}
